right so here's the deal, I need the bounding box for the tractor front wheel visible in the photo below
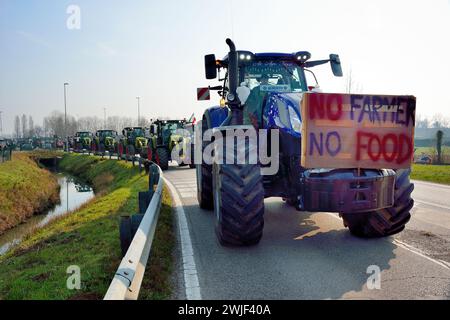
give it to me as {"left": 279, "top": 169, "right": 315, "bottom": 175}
{"left": 99, "top": 143, "right": 105, "bottom": 155}
{"left": 157, "top": 147, "right": 169, "bottom": 171}
{"left": 127, "top": 145, "right": 135, "bottom": 161}
{"left": 212, "top": 143, "right": 265, "bottom": 246}
{"left": 342, "top": 168, "right": 414, "bottom": 238}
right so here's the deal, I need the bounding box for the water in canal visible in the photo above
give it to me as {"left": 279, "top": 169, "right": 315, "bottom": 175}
{"left": 0, "top": 173, "right": 94, "bottom": 255}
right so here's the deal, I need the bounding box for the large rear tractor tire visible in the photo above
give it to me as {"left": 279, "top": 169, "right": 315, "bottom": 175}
{"left": 342, "top": 168, "right": 414, "bottom": 238}
{"left": 189, "top": 146, "right": 195, "bottom": 169}
{"left": 213, "top": 142, "right": 265, "bottom": 246}
{"left": 157, "top": 147, "right": 169, "bottom": 171}
{"left": 196, "top": 119, "right": 213, "bottom": 210}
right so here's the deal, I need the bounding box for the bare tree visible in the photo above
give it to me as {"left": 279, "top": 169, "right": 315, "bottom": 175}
{"left": 21, "top": 114, "right": 27, "bottom": 138}
{"left": 345, "top": 68, "right": 363, "bottom": 94}
{"left": 28, "top": 115, "right": 34, "bottom": 137}
{"left": 34, "top": 125, "right": 43, "bottom": 137}
{"left": 14, "top": 116, "right": 20, "bottom": 139}
{"left": 416, "top": 114, "right": 430, "bottom": 128}
{"left": 43, "top": 111, "right": 65, "bottom": 137}
{"left": 431, "top": 114, "right": 450, "bottom": 129}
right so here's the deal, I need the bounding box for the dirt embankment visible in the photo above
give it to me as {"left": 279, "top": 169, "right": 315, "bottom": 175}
{"left": 0, "top": 152, "right": 60, "bottom": 234}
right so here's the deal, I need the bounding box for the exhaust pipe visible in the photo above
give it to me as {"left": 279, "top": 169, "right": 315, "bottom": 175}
{"left": 225, "top": 38, "right": 242, "bottom": 125}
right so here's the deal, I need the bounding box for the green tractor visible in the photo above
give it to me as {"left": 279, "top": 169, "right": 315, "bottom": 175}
{"left": 92, "top": 129, "right": 119, "bottom": 155}
{"left": 18, "top": 138, "right": 34, "bottom": 151}
{"left": 74, "top": 131, "right": 94, "bottom": 152}
{"left": 38, "top": 137, "right": 55, "bottom": 150}
{"left": 149, "top": 119, "right": 191, "bottom": 170}
{"left": 118, "top": 127, "right": 149, "bottom": 161}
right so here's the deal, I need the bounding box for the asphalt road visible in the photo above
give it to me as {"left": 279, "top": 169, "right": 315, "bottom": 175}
{"left": 165, "top": 165, "right": 450, "bottom": 300}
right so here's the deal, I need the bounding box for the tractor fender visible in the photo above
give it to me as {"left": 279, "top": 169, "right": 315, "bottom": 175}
{"left": 203, "top": 106, "right": 230, "bottom": 130}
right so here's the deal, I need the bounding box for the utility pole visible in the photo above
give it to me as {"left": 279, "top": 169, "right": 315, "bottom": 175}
{"left": 64, "top": 83, "right": 69, "bottom": 151}
{"left": 103, "top": 107, "right": 107, "bottom": 128}
{"left": 136, "top": 97, "right": 140, "bottom": 126}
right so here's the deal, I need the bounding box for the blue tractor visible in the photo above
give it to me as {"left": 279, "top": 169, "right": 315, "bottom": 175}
{"left": 196, "top": 39, "right": 414, "bottom": 246}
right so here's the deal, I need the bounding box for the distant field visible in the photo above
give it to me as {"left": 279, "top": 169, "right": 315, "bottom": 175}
{"left": 411, "top": 164, "right": 450, "bottom": 185}
{"left": 414, "top": 146, "right": 450, "bottom": 156}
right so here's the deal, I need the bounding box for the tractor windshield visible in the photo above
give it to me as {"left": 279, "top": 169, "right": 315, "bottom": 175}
{"left": 240, "top": 61, "right": 306, "bottom": 92}
{"left": 163, "top": 123, "right": 182, "bottom": 134}
{"left": 77, "top": 132, "right": 90, "bottom": 138}
{"left": 132, "top": 128, "right": 144, "bottom": 137}
{"left": 99, "top": 130, "right": 114, "bottom": 137}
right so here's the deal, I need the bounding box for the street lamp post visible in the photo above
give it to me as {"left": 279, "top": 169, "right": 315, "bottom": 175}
{"left": 64, "top": 83, "right": 69, "bottom": 151}
{"left": 136, "top": 97, "right": 140, "bottom": 126}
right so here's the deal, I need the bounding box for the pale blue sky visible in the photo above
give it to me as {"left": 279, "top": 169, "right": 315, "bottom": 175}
{"left": 0, "top": 0, "right": 449, "bottom": 134}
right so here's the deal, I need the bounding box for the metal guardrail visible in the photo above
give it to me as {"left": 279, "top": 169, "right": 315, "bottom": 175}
{"left": 104, "top": 163, "right": 163, "bottom": 300}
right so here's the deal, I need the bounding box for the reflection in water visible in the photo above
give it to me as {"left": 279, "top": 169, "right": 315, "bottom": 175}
{"left": 0, "top": 174, "right": 94, "bottom": 255}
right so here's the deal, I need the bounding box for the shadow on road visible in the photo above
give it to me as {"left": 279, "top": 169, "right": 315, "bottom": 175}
{"left": 181, "top": 198, "right": 397, "bottom": 299}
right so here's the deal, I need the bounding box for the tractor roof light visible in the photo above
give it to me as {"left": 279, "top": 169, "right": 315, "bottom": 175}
{"left": 295, "top": 51, "right": 311, "bottom": 63}
{"left": 237, "top": 51, "right": 254, "bottom": 63}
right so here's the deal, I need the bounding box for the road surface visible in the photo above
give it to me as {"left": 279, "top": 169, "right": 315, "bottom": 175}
{"left": 165, "top": 165, "right": 450, "bottom": 300}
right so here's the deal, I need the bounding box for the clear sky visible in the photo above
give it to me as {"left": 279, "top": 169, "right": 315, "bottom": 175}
{"left": 0, "top": 0, "right": 449, "bottom": 134}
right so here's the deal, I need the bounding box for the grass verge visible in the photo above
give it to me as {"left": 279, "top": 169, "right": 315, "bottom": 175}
{"left": 0, "top": 154, "right": 174, "bottom": 300}
{"left": 0, "top": 152, "right": 60, "bottom": 235}
{"left": 411, "top": 164, "right": 450, "bottom": 185}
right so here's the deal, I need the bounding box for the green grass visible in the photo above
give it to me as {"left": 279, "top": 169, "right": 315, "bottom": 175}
{"left": 411, "top": 164, "right": 450, "bottom": 185}
{"left": 0, "top": 154, "right": 174, "bottom": 300}
{"left": 0, "top": 152, "right": 60, "bottom": 234}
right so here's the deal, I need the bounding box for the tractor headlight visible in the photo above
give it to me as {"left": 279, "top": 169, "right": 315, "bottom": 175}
{"left": 288, "top": 106, "right": 302, "bottom": 133}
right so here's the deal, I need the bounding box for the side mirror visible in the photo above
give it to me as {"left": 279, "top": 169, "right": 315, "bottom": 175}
{"left": 329, "top": 54, "right": 343, "bottom": 77}
{"left": 205, "top": 54, "right": 217, "bottom": 79}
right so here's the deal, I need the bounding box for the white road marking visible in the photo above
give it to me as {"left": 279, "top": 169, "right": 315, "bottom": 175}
{"left": 412, "top": 180, "right": 450, "bottom": 190}
{"left": 414, "top": 199, "right": 450, "bottom": 211}
{"left": 164, "top": 177, "right": 202, "bottom": 300}
{"left": 322, "top": 212, "right": 450, "bottom": 271}
{"left": 393, "top": 239, "right": 450, "bottom": 271}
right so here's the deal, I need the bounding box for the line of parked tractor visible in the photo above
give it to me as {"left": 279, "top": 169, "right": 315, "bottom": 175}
{"left": 68, "top": 118, "right": 195, "bottom": 171}
{"left": 0, "top": 136, "right": 65, "bottom": 152}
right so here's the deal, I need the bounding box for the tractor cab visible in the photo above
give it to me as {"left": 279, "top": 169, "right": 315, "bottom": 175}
{"left": 123, "top": 127, "right": 145, "bottom": 139}
{"left": 151, "top": 120, "right": 186, "bottom": 145}
{"left": 203, "top": 50, "right": 342, "bottom": 128}
{"left": 75, "top": 131, "right": 92, "bottom": 138}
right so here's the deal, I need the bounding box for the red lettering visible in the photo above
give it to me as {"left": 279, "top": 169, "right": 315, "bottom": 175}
{"left": 326, "top": 94, "right": 343, "bottom": 121}
{"left": 309, "top": 93, "right": 343, "bottom": 121}
{"left": 397, "top": 133, "right": 413, "bottom": 164}
{"left": 309, "top": 94, "right": 325, "bottom": 120}
{"left": 356, "top": 131, "right": 371, "bottom": 161}
{"left": 356, "top": 131, "right": 412, "bottom": 165}
{"left": 381, "top": 134, "right": 398, "bottom": 162}
{"left": 367, "top": 134, "right": 381, "bottom": 161}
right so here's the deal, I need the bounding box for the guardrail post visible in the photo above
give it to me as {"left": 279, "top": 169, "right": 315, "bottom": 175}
{"left": 138, "top": 190, "right": 153, "bottom": 214}
{"left": 106, "top": 163, "right": 163, "bottom": 300}
{"left": 149, "top": 164, "right": 159, "bottom": 190}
